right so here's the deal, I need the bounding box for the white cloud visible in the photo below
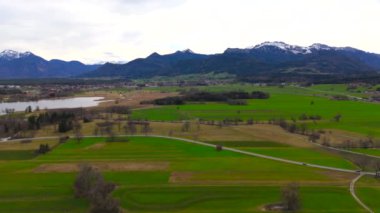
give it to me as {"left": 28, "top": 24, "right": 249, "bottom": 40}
{"left": 0, "top": 0, "right": 379, "bottom": 63}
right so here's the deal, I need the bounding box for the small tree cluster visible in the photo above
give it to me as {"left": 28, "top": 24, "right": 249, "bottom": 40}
{"left": 333, "top": 114, "right": 342, "bottom": 122}
{"left": 298, "top": 113, "right": 322, "bottom": 121}
{"left": 36, "top": 144, "right": 50, "bottom": 154}
{"left": 308, "top": 132, "right": 321, "bottom": 143}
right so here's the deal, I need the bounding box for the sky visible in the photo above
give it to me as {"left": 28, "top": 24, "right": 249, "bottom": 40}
{"left": 1, "top": 0, "right": 380, "bottom": 64}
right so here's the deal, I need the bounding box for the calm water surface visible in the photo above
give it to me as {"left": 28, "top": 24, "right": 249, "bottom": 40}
{"left": 0, "top": 97, "right": 104, "bottom": 115}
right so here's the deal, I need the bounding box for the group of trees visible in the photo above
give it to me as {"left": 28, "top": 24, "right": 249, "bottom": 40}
{"left": 74, "top": 164, "right": 120, "bottom": 213}
{"left": 0, "top": 119, "right": 28, "bottom": 138}
{"left": 93, "top": 120, "right": 153, "bottom": 137}
{"left": 338, "top": 137, "right": 379, "bottom": 149}
{"left": 124, "top": 120, "right": 152, "bottom": 135}
{"left": 143, "top": 91, "right": 270, "bottom": 105}
{"left": 26, "top": 111, "right": 76, "bottom": 132}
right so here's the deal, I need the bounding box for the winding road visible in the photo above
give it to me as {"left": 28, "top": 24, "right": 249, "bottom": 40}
{"left": 350, "top": 174, "right": 374, "bottom": 213}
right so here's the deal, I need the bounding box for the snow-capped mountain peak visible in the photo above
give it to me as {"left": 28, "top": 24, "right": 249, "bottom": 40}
{"left": 253, "top": 41, "right": 293, "bottom": 50}
{"left": 0, "top": 50, "right": 33, "bottom": 60}
{"left": 309, "top": 43, "right": 333, "bottom": 50}
{"left": 250, "top": 41, "right": 359, "bottom": 54}
{"left": 252, "top": 41, "right": 311, "bottom": 54}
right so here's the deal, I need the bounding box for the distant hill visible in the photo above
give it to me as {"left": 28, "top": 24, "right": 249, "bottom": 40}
{"left": 83, "top": 42, "right": 380, "bottom": 82}
{"left": 0, "top": 50, "right": 99, "bottom": 79}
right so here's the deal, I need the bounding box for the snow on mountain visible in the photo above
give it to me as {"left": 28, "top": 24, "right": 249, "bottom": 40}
{"left": 179, "top": 49, "right": 195, "bottom": 54}
{"left": 252, "top": 41, "right": 332, "bottom": 54}
{"left": 0, "top": 50, "right": 33, "bottom": 60}
{"left": 241, "top": 41, "right": 363, "bottom": 55}
{"left": 309, "top": 43, "right": 333, "bottom": 51}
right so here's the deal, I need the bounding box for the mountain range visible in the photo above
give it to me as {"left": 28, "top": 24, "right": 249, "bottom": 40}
{"left": 2, "top": 42, "right": 380, "bottom": 80}
{"left": 84, "top": 42, "right": 380, "bottom": 81}
{"left": 0, "top": 50, "right": 99, "bottom": 79}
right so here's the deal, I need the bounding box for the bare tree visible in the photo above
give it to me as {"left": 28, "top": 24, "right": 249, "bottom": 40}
{"left": 308, "top": 132, "right": 320, "bottom": 143}
{"left": 73, "top": 120, "right": 83, "bottom": 144}
{"left": 74, "top": 164, "right": 99, "bottom": 198}
{"left": 282, "top": 183, "right": 300, "bottom": 212}
{"left": 141, "top": 121, "right": 152, "bottom": 135}
{"left": 321, "top": 137, "right": 331, "bottom": 147}
{"left": 74, "top": 164, "right": 120, "bottom": 213}
{"left": 372, "top": 160, "right": 380, "bottom": 178}
{"left": 126, "top": 121, "right": 137, "bottom": 135}
{"left": 181, "top": 121, "right": 191, "bottom": 132}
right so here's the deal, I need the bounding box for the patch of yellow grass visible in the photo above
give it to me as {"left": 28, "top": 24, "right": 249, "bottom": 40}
{"left": 34, "top": 162, "right": 170, "bottom": 173}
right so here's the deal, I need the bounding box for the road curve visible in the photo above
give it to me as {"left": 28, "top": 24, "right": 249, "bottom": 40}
{"left": 350, "top": 174, "right": 374, "bottom": 213}
{"left": 1, "top": 134, "right": 376, "bottom": 176}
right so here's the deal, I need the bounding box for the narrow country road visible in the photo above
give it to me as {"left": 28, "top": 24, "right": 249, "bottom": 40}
{"left": 350, "top": 174, "right": 374, "bottom": 213}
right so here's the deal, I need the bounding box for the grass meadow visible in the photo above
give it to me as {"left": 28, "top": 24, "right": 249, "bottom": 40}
{"left": 0, "top": 136, "right": 367, "bottom": 212}
{"left": 132, "top": 91, "right": 380, "bottom": 137}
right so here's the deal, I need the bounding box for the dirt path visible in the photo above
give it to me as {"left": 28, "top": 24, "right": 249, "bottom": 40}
{"left": 350, "top": 174, "right": 374, "bottom": 213}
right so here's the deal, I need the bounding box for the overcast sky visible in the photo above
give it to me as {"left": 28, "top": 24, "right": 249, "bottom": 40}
{"left": 1, "top": 0, "right": 380, "bottom": 63}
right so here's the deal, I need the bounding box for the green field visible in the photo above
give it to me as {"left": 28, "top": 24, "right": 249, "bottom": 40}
{"left": 205, "top": 141, "right": 357, "bottom": 169}
{"left": 1, "top": 83, "right": 379, "bottom": 212}
{"left": 0, "top": 137, "right": 368, "bottom": 212}
{"left": 132, "top": 90, "right": 380, "bottom": 137}
{"left": 356, "top": 176, "right": 380, "bottom": 212}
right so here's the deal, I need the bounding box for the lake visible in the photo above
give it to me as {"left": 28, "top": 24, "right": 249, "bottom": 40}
{"left": 0, "top": 97, "right": 105, "bottom": 115}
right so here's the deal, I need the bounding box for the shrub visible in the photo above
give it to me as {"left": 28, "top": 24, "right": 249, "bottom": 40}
{"left": 36, "top": 144, "right": 50, "bottom": 154}
{"left": 227, "top": 99, "right": 248, "bottom": 105}
{"left": 251, "top": 91, "right": 270, "bottom": 99}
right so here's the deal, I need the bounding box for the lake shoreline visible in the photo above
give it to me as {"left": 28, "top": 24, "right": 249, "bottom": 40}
{"left": 0, "top": 96, "right": 106, "bottom": 115}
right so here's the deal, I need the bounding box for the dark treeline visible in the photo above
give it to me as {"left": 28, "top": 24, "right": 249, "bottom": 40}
{"left": 0, "top": 87, "right": 23, "bottom": 95}
{"left": 142, "top": 91, "right": 270, "bottom": 105}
